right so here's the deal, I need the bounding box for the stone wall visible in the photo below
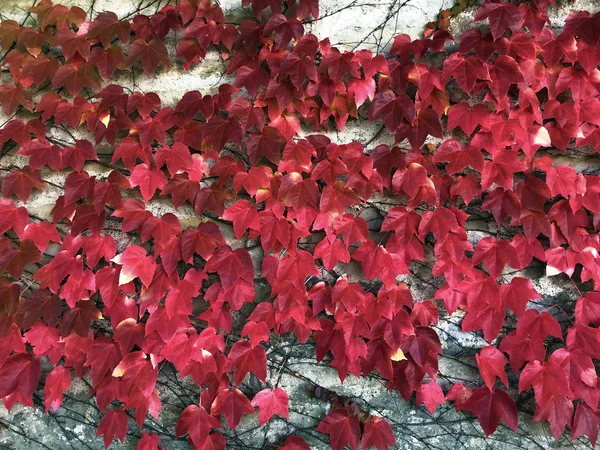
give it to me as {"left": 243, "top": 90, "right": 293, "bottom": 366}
{"left": 1, "top": 1, "right": 600, "bottom": 449}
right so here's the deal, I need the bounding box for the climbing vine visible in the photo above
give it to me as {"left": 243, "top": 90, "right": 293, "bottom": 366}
{"left": 1, "top": 0, "right": 600, "bottom": 448}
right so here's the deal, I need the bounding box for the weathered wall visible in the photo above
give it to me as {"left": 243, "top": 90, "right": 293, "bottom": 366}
{"left": 1, "top": 0, "right": 600, "bottom": 450}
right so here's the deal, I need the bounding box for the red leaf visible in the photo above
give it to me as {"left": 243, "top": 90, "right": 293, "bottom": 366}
{"left": 548, "top": 348, "right": 598, "bottom": 409}
{"left": 264, "top": 14, "right": 304, "bottom": 47}
{"left": 222, "top": 200, "right": 260, "bottom": 239}
{"left": 571, "top": 402, "right": 600, "bottom": 447}
{"left": 43, "top": 366, "right": 71, "bottom": 412}
{"left": 361, "top": 416, "right": 395, "bottom": 450}
{"left": 368, "top": 90, "right": 415, "bottom": 132}
{"left": 137, "top": 433, "right": 162, "bottom": 450}
{"left": 129, "top": 164, "right": 168, "bottom": 201}
{"left": 112, "top": 198, "right": 151, "bottom": 233}
{"left": 111, "top": 246, "right": 157, "bottom": 287}
{"left": 52, "top": 63, "right": 101, "bottom": 96}
{"left": 246, "top": 126, "right": 287, "bottom": 165}
{"left": 227, "top": 341, "right": 267, "bottom": 384}
{"left": 515, "top": 309, "right": 562, "bottom": 344}
{"left": 474, "top": 0, "right": 522, "bottom": 41}
{"left": 22, "top": 222, "right": 61, "bottom": 253}
{"left": 447, "top": 102, "right": 490, "bottom": 135}
{"left": 463, "top": 387, "right": 518, "bottom": 436}
{"left": 519, "top": 360, "right": 571, "bottom": 408}
{"left": 446, "top": 383, "right": 473, "bottom": 411}
{"left": 62, "top": 140, "right": 98, "bottom": 172}
{"left": 204, "top": 116, "right": 242, "bottom": 153}
{"left": 176, "top": 404, "right": 221, "bottom": 444}
{"left": 416, "top": 381, "right": 446, "bottom": 414}
{"left": 476, "top": 346, "right": 508, "bottom": 390}
{"left": 0, "top": 353, "right": 41, "bottom": 409}
{"left": 296, "top": 0, "right": 319, "bottom": 20}
{"left": 314, "top": 235, "right": 350, "bottom": 270}
{"left": 433, "top": 139, "right": 484, "bottom": 175}
{"left": 210, "top": 387, "right": 254, "bottom": 429}
{"left": 96, "top": 408, "right": 128, "bottom": 449}
{"left": 125, "top": 39, "right": 170, "bottom": 76}
{"left": 279, "top": 436, "right": 311, "bottom": 450}
{"left": 316, "top": 408, "right": 360, "bottom": 450}
{"left": 61, "top": 300, "right": 102, "bottom": 337}
{"left": 251, "top": 388, "right": 289, "bottom": 425}
{"left": 442, "top": 53, "right": 490, "bottom": 93}
{"left": 181, "top": 222, "right": 225, "bottom": 261}
{"left": 533, "top": 394, "right": 574, "bottom": 439}
{"left": 0, "top": 83, "right": 33, "bottom": 115}
{"left": 87, "top": 11, "right": 130, "bottom": 46}
{"left": 500, "top": 277, "right": 540, "bottom": 317}
{"left": 472, "top": 237, "right": 518, "bottom": 278}
{"left": 575, "top": 292, "right": 600, "bottom": 326}
{"left": 2, "top": 166, "right": 44, "bottom": 202}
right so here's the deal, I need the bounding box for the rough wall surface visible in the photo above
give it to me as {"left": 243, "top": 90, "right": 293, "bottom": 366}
{"left": 1, "top": 0, "right": 600, "bottom": 450}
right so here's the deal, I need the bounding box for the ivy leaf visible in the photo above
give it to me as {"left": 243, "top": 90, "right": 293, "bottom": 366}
{"left": 316, "top": 408, "right": 360, "bottom": 450}
{"left": 314, "top": 235, "right": 350, "bottom": 270}
{"left": 0, "top": 200, "right": 29, "bottom": 238}
{"left": 96, "top": 408, "right": 128, "bottom": 449}
{"left": 515, "top": 310, "right": 562, "bottom": 344}
{"left": 476, "top": 346, "right": 509, "bottom": 390}
{"left": 416, "top": 382, "right": 446, "bottom": 414}
{"left": 500, "top": 277, "right": 540, "bottom": 317}
{"left": 227, "top": 341, "right": 267, "bottom": 384}
{"left": 251, "top": 388, "right": 289, "bottom": 425}
{"left": 519, "top": 360, "right": 571, "bottom": 408}
{"left": 368, "top": 90, "right": 415, "bottom": 132}
{"left": 112, "top": 198, "right": 151, "bottom": 233}
{"left": 54, "top": 28, "right": 90, "bottom": 61}
{"left": 210, "top": 387, "right": 254, "bottom": 429}
{"left": 296, "top": 0, "right": 319, "bottom": 20}
{"left": 87, "top": 11, "right": 130, "bottom": 46}
{"left": 433, "top": 139, "right": 484, "bottom": 175}
{"left": 1, "top": 166, "right": 44, "bottom": 202}
{"left": 111, "top": 246, "right": 156, "bottom": 287}
{"left": 533, "top": 394, "right": 573, "bottom": 440}
{"left": 575, "top": 292, "right": 600, "bottom": 326}
{"left": 447, "top": 102, "right": 490, "bottom": 135}
{"left": 0, "top": 353, "right": 41, "bottom": 409}
{"left": 571, "top": 402, "right": 600, "bottom": 447}
{"left": 52, "top": 63, "right": 101, "bottom": 96}
{"left": 43, "top": 366, "right": 71, "bottom": 412}
{"left": 361, "top": 416, "right": 395, "bottom": 450}
{"left": 203, "top": 116, "right": 243, "bottom": 153}
{"left": 60, "top": 300, "right": 102, "bottom": 337}
{"left": 279, "top": 436, "right": 311, "bottom": 450}
{"left": 463, "top": 387, "right": 518, "bottom": 436}
{"left": 474, "top": 0, "right": 522, "bottom": 41}
{"left": 246, "top": 126, "right": 287, "bottom": 165}
{"left": 137, "top": 433, "right": 162, "bottom": 450}
{"left": 472, "top": 237, "right": 518, "bottom": 279}
{"left": 129, "top": 164, "right": 168, "bottom": 201}
{"left": 264, "top": 14, "right": 304, "bottom": 47}
{"left": 222, "top": 200, "right": 260, "bottom": 239}
{"left": 176, "top": 404, "right": 221, "bottom": 445}
{"left": 446, "top": 383, "right": 473, "bottom": 412}
{"left": 442, "top": 53, "right": 490, "bottom": 93}
{"left": 125, "top": 39, "right": 170, "bottom": 76}
{"left": 0, "top": 83, "right": 33, "bottom": 115}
